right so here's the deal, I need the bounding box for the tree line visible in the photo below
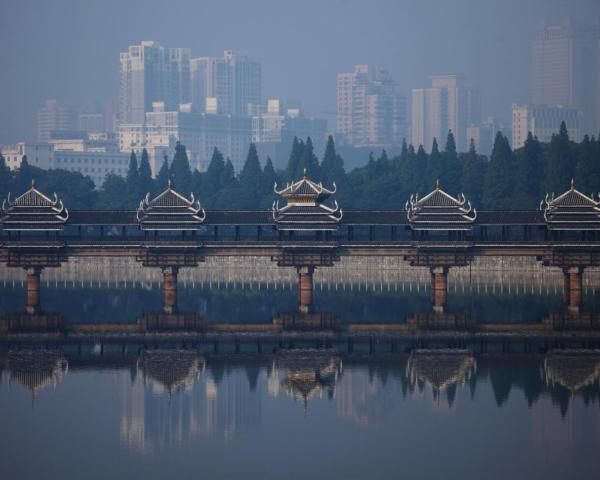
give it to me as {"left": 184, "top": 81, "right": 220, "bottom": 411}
{"left": 1, "top": 121, "right": 599, "bottom": 211}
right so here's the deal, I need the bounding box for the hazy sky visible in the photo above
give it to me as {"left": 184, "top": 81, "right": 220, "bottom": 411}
{"left": 0, "top": 0, "right": 598, "bottom": 143}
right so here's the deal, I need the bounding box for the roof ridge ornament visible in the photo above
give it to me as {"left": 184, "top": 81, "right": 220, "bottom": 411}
{"left": 435, "top": 179, "right": 440, "bottom": 190}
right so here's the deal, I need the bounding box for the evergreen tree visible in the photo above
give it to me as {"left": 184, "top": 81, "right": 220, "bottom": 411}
{"left": 484, "top": 132, "right": 514, "bottom": 209}
{"left": 98, "top": 174, "right": 128, "bottom": 209}
{"left": 262, "top": 156, "right": 277, "bottom": 196}
{"left": 203, "top": 147, "right": 225, "bottom": 198}
{"left": 170, "top": 142, "right": 192, "bottom": 193}
{"left": 575, "top": 135, "right": 600, "bottom": 194}
{"left": 515, "top": 132, "right": 543, "bottom": 206}
{"left": 285, "top": 137, "right": 303, "bottom": 181}
{"left": 138, "top": 148, "right": 153, "bottom": 195}
{"left": 299, "top": 137, "right": 320, "bottom": 179}
{"left": 16, "top": 156, "right": 33, "bottom": 193}
{"left": 460, "top": 139, "right": 485, "bottom": 208}
{"left": 155, "top": 155, "right": 170, "bottom": 192}
{"left": 544, "top": 121, "right": 574, "bottom": 195}
{"left": 415, "top": 145, "right": 428, "bottom": 193}
{"left": 426, "top": 138, "right": 442, "bottom": 187}
{"left": 320, "top": 135, "right": 345, "bottom": 185}
{"left": 221, "top": 158, "right": 237, "bottom": 188}
{"left": 126, "top": 150, "right": 139, "bottom": 201}
{"left": 442, "top": 131, "right": 461, "bottom": 192}
{"left": 0, "top": 151, "right": 10, "bottom": 199}
{"left": 239, "top": 143, "right": 263, "bottom": 194}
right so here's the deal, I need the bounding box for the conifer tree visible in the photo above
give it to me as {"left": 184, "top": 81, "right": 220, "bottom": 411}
{"left": 239, "top": 143, "right": 263, "bottom": 194}
{"left": 320, "top": 135, "right": 345, "bottom": 185}
{"left": 515, "top": 132, "right": 543, "bottom": 206}
{"left": 262, "top": 156, "right": 277, "bottom": 196}
{"left": 0, "top": 151, "right": 10, "bottom": 199}
{"left": 442, "top": 131, "right": 461, "bottom": 192}
{"left": 484, "top": 132, "right": 514, "bottom": 209}
{"left": 575, "top": 135, "right": 600, "bottom": 193}
{"left": 126, "top": 150, "right": 139, "bottom": 200}
{"left": 138, "top": 148, "right": 153, "bottom": 195}
{"left": 415, "top": 145, "right": 428, "bottom": 193}
{"left": 285, "top": 137, "right": 303, "bottom": 181}
{"left": 544, "top": 121, "right": 574, "bottom": 195}
{"left": 222, "top": 158, "right": 237, "bottom": 188}
{"left": 155, "top": 155, "right": 170, "bottom": 191}
{"left": 460, "top": 139, "right": 485, "bottom": 207}
{"left": 203, "top": 147, "right": 225, "bottom": 197}
{"left": 299, "top": 137, "right": 320, "bottom": 179}
{"left": 426, "top": 138, "right": 442, "bottom": 188}
{"left": 170, "top": 142, "right": 192, "bottom": 192}
{"left": 16, "top": 156, "right": 33, "bottom": 193}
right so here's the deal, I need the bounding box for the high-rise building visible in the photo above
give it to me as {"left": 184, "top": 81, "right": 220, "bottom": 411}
{"left": 511, "top": 104, "right": 583, "bottom": 149}
{"left": 119, "top": 41, "right": 191, "bottom": 124}
{"left": 532, "top": 18, "right": 600, "bottom": 135}
{"left": 336, "top": 65, "right": 406, "bottom": 148}
{"left": 190, "top": 50, "right": 261, "bottom": 116}
{"left": 466, "top": 117, "right": 506, "bottom": 156}
{"left": 411, "top": 75, "right": 480, "bottom": 152}
{"left": 118, "top": 102, "right": 252, "bottom": 174}
{"left": 37, "top": 100, "right": 76, "bottom": 143}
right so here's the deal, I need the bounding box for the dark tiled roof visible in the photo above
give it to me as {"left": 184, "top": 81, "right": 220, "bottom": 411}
{"left": 1, "top": 184, "right": 69, "bottom": 231}
{"left": 137, "top": 185, "right": 206, "bottom": 231}
{"left": 542, "top": 184, "right": 600, "bottom": 230}
{"left": 407, "top": 185, "right": 476, "bottom": 231}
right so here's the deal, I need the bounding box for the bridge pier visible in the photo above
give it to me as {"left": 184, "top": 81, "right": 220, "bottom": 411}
{"left": 25, "top": 267, "right": 43, "bottom": 314}
{"left": 297, "top": 266, "right": 315, "bottom": 313}
{"left": 162, "top": 266, "right": 179, "bottom": 314}
{"left": 430, "top": 266, "right": 448, "bottom": 313}
{"left": 563, "top": 266, "right": 583, "bottom": 313}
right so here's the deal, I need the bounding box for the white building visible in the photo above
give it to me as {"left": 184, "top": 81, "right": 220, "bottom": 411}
{"left": 466, "top": 117, "right": 506, "bottom": 156}
{"left": 1, "top": 143, "right": 54, "bottom": 170}
{"left": 411, "top": 75, "right": 480, "bottom": 152}
{"left": 119, "top": 41, "right": 191, "bottom": 124}
{"left": 511, "top": 104, "right": 583, "bottom": 149}
{"left": 119, "top": 102, "right": 252, "bottom": 174}
{"left": 337, "top": 65, "right": 406, "bottom": 147}
{"left": 190, "top": 50, "right": 261, "bottom": 116}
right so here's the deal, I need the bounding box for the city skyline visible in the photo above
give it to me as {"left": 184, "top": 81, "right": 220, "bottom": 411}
{"left": 1, "top": 0, "right": 599, "bottom": 145}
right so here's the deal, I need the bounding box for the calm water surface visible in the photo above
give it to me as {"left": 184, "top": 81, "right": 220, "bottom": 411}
{"left": 1, "top": 268, "right": 600, "bottom": 479}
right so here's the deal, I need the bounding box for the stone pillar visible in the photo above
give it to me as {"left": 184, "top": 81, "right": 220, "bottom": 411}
{"left": 430, "top": 266, "right": 448, "bottom": 313}
{"left": 26, "top": 267, "right": 42, "bottom": 314}
{"left": 297, "top": 266, "right": 315, "bottom": 314}
{"left": 563, "top": 266, "right": 583, "bottom": 313}
{"left": 162, "top": 266, "right": 179, "bottom": 314}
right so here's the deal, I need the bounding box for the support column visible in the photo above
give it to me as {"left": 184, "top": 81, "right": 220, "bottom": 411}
{"left": 162, "top": 266, "right": 179, "bottom": 314}
{"left": 297, "top": 266, "right": 315, "bottom": 314}
{"left": 430, "top": 266, "right": 448, "bottom": 313}
{"left": 563, "top": 266, "right": 583, "bottom": 313}
{"left": 26, "top": 267, "right": 42, "bottom": 314}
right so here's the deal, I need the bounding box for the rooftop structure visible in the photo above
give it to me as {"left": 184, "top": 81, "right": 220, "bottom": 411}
{"left": 136, "top": 181, "right": 206, "bottom": 231}
{"left": 541, "top": 180, "right": 600, "bottom": 230}
{"left": 1, "top": 181, "right": 69, "bottom": 231}
{"left": 543, "top": 351, "right": 600, "bottom": 393}
{"left": 138, "top": 350, "right": 204, "bottom": 396}
{"left": 406, "top": 181, "right": 477, "bottom": 231}
{"left": 272, "top": 171, "right": 342, "bottom": 231}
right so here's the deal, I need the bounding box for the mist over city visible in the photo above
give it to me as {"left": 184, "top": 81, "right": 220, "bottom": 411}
{"left": 1, "top": 1, "right": 600, "bottom": 479}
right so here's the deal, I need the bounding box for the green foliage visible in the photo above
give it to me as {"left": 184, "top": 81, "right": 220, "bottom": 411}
{"left": 239, "top": 144, "right": 263, "bottom": 200}
{"left": 484, "top": 132, "right": 515, "bottom": 209}
{"left": 544, "top": 121, "right": 575, "bottom": 195}
{"left": 138, "top": 148, "right": 153, "bottom": 195}
{"left": 155, "top": 155, "right": 170, "bottom": 193}
{"left": 575, "top": 135, "right": 600, "bottom": 194}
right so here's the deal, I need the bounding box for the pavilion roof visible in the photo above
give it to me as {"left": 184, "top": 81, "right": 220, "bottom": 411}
{"left": 407, "top": 349, "right": 476, "bottom": 393}
{"left": 542, "top": 180, "right": 600, "bottom": 230}
{"left": 0, "top": 180, "right": 69, "bottom": 231}
{"left": 543, "top": 351, "right": 600, "bottom": 393}
{"left": 5, "top": 350, "right": 68, "bottom": 399}
{"left": 273, "top": 172, "right": 342, "bottom": 231}
{"left": 138, "top": 350, "right": 204, "bottom": 396}
{"left": 137, "top": 181, "right": 206, "bottom": 231}
{"left": 407, "top": 181, "right": 476, "bottom": 231}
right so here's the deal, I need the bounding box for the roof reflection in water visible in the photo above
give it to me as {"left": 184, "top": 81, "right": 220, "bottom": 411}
{"left": 2, "top": 350, "right": 68, "bottom": 400}
{"left": 543, "top": 350, "right": 600, "bottom": 393}
{"left": 407, "top": 349, "right": 476, "bottom": 404}
{"left": 138, "top": 350, "right": 205, "bottom": 397}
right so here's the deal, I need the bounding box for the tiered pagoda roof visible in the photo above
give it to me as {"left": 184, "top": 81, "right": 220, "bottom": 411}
{"left": 138, "top": 350, "right": 204, "bottom": 396}
{"left": 406, "top": 349, "right": 476, "bottom": 394}
{"left": 5, "top": 350, "right": 68, "bottom": 400}
{"left": 272, "top": 171, "right": 342, "bottom": 231}
{"left": 543, "top": 351, "right": 600, "bottom": 393}
{"left": 406, "top": 181, "right": 476, "bottom": 231}
{"left": 1, "top": 180, "right": 69, "bottom": 231}
{"left": 541, "top": 180, "right": 600, "bottom": 230}
{"left": 136, "top": 181, "right": 206, "bottom": 231}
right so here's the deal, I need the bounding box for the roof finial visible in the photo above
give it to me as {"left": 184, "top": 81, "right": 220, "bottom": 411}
{"left": 31, "top": 178, "right": 35, "bottom": 189}
{"left": 435, "top": 178, "right": 440, "bottom": 190}
{"left": 303, "top": 167, "right": 307, "bottom": 179}
{"left": 571, "top": 178, "right": 575, "bottom": 189}
{"left": 168, "top": 178, "right": 172, "bottom": 189}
